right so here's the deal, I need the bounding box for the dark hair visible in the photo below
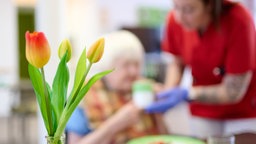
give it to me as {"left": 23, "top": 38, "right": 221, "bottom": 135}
{"left": 202, "top": 0, "right": 235, "bottom": 26}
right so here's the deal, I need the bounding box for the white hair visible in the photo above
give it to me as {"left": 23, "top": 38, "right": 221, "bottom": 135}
{"left": 89, "top": 30, "right": 144, "bottom": 76}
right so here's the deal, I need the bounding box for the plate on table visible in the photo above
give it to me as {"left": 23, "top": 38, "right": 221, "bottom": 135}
{"left": 127, "top": 135, "right": 205, "bottom": 144}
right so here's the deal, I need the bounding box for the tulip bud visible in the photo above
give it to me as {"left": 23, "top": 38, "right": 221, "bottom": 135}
{"left": 25, "top": 31, "right": 51, "bottom": 68}
{"left": 87, "top": 37, "right": 104, "bottom": 63}
{"left": 58, "top": 39, "right": 72, "bottom": 62}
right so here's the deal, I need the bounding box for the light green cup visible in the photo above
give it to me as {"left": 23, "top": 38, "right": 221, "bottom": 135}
{"left": 132, "top": 80, "right": 154, "bottom": 108}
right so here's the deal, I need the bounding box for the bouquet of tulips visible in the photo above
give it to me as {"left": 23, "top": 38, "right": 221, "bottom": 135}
{"left": 25, "top": 31, "right": 112, "bottom": 144}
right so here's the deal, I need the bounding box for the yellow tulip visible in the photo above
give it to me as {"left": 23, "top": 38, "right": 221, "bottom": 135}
{"left": 87, "top": 37, "right": 104, "bottom": 63}
{"left": 25, "top": 31, "right": 51, "bottom": 68}
{"left": 58, "top": 39, "right": 72, "bottom": 62}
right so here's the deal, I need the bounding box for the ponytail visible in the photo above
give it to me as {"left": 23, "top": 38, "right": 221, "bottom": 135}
{"left": 202, "top": 0, "right": 235, "bottom": 27}
{"left": 213, "top": 0, "right": 222, "bottom": 26}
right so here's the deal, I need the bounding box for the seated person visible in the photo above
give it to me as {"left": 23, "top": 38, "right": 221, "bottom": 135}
{"left": 66, "top": 30, "right": 166, "bottom": 144}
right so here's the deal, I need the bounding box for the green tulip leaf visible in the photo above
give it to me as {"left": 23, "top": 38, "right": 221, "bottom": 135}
{"left": 52, "top": 52, "right": 69, "bottom": 130}
{"left": 54, "top": 69, "right": 113, "bottom": 137}
{"left": 67, "top": 48, "right": 87, "bottom": 106}
{"left": 28, "top": 64, "right": 50, "bottom": 134}
{"left": 72, "top": 69, "right": 113, "bottom": 109}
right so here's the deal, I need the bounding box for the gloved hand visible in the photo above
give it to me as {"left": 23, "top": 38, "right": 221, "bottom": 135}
{"left": 145, "top": 87, "right": 189, "bottom": 113}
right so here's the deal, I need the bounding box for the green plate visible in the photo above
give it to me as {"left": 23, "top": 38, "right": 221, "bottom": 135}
{"left": 127, "top": 135, "right": 206, "bottom": 144}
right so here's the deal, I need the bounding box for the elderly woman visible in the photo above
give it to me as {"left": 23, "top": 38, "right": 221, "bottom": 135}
{"left": 66, "top": 30, "right": 165, "bottom": 144}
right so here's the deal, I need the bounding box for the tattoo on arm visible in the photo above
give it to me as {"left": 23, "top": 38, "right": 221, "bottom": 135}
{"left": 224, "top": 72, "right": 252, "bottom": 102}
{"left": 196, "top": 87, "right": 221, "bottom": 104}
{"left": 193, "top": 72, "right": 252, "bottom": 104}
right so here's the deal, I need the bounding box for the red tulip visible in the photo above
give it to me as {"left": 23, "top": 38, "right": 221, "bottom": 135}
{"left": 25, "top": 31, "right": 51, "bottom": 68}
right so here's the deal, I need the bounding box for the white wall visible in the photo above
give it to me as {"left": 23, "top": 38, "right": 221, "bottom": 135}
{"left": 98, "top": 0, "right": 172, "bottom": 32}
{"left": 66, "top": 0, "right": 101, "bottom": 62}
{"left": 65, "top": 0, "right": 172, "bottom": 56}
{"left": 0, "top": 0, "right": 18, "bottom": 117}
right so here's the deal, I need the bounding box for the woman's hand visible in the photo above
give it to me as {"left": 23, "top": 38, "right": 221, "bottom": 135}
{"left": 145, "top": 87, "right": 189, "bottom": 113}
{"left": 112, "top": 102, "right": 142, "bottom": 131}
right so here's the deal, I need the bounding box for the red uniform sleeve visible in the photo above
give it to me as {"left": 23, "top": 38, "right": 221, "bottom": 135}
{"left": 161, "top": 12, "right": 182, "bottom": 56}
{"left": 225, "top": 6, "right": 256, "bottom": 74}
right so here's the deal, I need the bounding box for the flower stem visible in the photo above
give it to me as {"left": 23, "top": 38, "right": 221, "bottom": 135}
{"left": 82, "top": 62, "right": 92, "bottom": 86}
{"left": 54, "top": 62, "right": 93, "bottom": 138}
{"left": 66, "top": 62, "right": 92, "bottom": 108}
{"left": 41, "top": 68, "right": 53, "bottom": 135}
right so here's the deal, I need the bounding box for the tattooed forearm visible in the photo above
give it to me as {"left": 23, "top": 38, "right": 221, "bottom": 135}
{"left": 196, "top": 88, "right": 219, "bottom": 103}
{"left": 191, "top": 71, "right": 252, "bottom": 104}
{"left": 224, "top": 72, "right": 252, "bottom": 102}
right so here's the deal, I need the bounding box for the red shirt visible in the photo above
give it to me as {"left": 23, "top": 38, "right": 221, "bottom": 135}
{"left": 162, "top": 2, "right": 256, "bottom": 119}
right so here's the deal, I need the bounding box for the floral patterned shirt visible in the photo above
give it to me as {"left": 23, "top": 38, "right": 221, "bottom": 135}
{"left": 82, "top": 80, "right": 160, "bottom": 144}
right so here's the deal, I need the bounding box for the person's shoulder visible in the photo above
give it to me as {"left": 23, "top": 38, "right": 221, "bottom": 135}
{"left": 166, "top": 11, "right": 179, "bottom": 25}
{"left": 165, "top": 11, "right": 183, "bottom": 32}
{"left": 226, "top": 3, "right": 253, "bottom": 25}
{"left": 67, "top": 107, "right": 88, "bottom": 123}
{"left": 66, "top": 107, "right": 92, "bottom": 135}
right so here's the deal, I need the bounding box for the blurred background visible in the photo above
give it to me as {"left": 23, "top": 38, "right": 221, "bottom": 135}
{"left": 0, "top": 0, "right": 256, "bottom": 144}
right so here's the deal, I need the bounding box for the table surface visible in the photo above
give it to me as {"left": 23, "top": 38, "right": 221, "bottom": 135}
{"left": 234, "top": 132, "right": 256, "bottom": 144}
{"left": 128, "top": 133, "right": 256, "bottom": 144}
{"left": 203, "top": 133, "right": 256, "bottom": 144}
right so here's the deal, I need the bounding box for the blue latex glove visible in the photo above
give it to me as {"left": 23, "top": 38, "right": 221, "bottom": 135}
{"left": 145, "top": 87, "right": 189, "bottom": 113}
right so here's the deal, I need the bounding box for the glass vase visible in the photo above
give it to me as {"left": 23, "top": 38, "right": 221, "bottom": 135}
{"left": 46, "top": 134, "right": 65, "bottom": 144}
